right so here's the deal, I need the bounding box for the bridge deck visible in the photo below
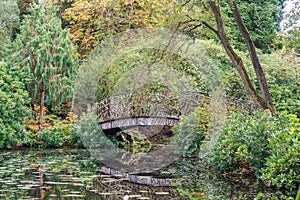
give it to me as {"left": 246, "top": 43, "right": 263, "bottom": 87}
{"left": 99, "top": 116, "right": 179, "bottom": 130}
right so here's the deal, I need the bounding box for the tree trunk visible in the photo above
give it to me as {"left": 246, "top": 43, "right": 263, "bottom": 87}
{"left": 30, "top": 103, "right": 36, "bottom": 120}
{"left": 228, "top": 0, "right": 276, "bottom": 115}
{"left": 31, "top": 89, "right": 37, "bottom": 120}
{"left": 39, "top": 90, "right": 45, "bottom": 126}
{"left": 208, "top": 1, "right": 276, "bottom": 115}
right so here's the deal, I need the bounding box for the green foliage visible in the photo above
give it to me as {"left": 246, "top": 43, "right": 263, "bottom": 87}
{"left": 68, "top": 123, "right": 84, "bottom": 148}
{"left": 274, "top": 29, "right": 300, "bottom": 54}
{"left": 0, "top": 0, "right": 20, "bottom": 38}
{"left": 286, "top": 29, "right": 300, "bottom": 54}
{"left": 37, "top": 124, "right": 68, "bottom": 148}
{"left": 11, "top": 2, "right": 78, "bottom": 119}
{"left": 221, "top": 0, "right": 284, "bottom": 52}
{"left": 0, "top": 61, "right": 33, "bottom": 149}
{"left": 37, "top": 122, "right": 83, "bottom": 148}
{"left": 44, "top": 114, "right": 58, "bottom": 121}
{"left": 172, "top": 107, "right": 210, "bottom": 157}
{"left": 208, "top": 111, "right": 272, "bottom": 174}
{"left": 296, "top": 186, "right": 300, "bottom": 200}
{"left": 260, "top": 113, "right": 300, "bottom": 191}
{"left": 198, "top": 40, "right": 248, "bottom": 99}
{"left": 75, "top": 113, "right": 114, "bottom": 150}
{"left": 258, "top": 50, "right": 300, "bottom": 116}
{"left": 181, "top": 0, "right": 283, "bottom": 52}
{"left": 0, "top": 0, "right": 20, "bottom": 58}
{"left": 209, "top": 111, "right": 300, "bottom": 193}
{"left": 197, "top": 40, "right": 300, "bottom": 115}
{"left": 96, "top": 48, "right": 206, "bottom": 99}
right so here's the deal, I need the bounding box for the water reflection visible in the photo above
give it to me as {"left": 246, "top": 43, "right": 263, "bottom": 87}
{"left": 0, "top": 149, "right": 100, "bottom": 199}
{"left": 0, "top": 149, "right": 182, "bottom": 200}
{"left": 0, "top": 149, "right": 287, "bottom": 199}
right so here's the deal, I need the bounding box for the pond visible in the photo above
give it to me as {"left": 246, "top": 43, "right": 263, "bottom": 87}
{"left": 0, "top": 149, "right": 101, "bottom": 199}
{"left": 0, "top": 149, "right": 182, "bottom": 199}
{"left": 0, "top": 149, "right": 289, "bottom": 200}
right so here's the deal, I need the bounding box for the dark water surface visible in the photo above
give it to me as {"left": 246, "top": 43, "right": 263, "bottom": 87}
{"left": 0, "top": 149, "right": 182, "bottom": 199}
{"left": 0, "top": 149, "right": 291, "bottom": 200}
{"left": 0, "top": 149, "right": 103, "bottom": 199}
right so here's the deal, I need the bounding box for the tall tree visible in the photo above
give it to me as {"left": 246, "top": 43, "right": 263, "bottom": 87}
{"left": 11, "top": 2, "right": 77, "bottom": 126}
{"left": 180, "top": 0, "right": 276, "bottom": 115}
{"left": 62, "top": 0, "right": 178, "bottom": 58}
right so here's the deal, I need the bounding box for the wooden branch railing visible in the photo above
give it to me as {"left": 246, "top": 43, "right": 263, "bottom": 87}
{"left": 94, "top": 91, "right": 258, "bottom": 123}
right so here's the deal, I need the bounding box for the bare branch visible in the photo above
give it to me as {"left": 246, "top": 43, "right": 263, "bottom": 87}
{"left": 200, "top": 20, "right": 218, "bottom": 35}
{"left": 181, "top": 0, "right": 191, "bottom": 7}
{"left": 188, "top": 24, "right": 202, "bottom": 32}
{"left": 178, "top": 14, "right": 218, "bottom": 35}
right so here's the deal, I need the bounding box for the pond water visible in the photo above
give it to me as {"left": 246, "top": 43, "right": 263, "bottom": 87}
{"left": 0, "top": 149, "right": 182, "bottom": 199}
{"left": 0, "top": 149, "right": 102, "bottom": 199}
{"left": 0, "top": 149, "right": 289, "bottom": 200}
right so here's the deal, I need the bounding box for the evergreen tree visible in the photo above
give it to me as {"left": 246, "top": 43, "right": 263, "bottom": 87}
{"left": 11, "top": 2, "right": 77, "bottom": 126}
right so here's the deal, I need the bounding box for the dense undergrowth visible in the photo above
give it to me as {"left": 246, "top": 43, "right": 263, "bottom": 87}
{"left": 209, "top": 111, "right": 299, "bottom": 193}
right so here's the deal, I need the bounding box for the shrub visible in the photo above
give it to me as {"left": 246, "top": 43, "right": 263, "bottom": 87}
{"left": 208, "top": 111, "right": 300, "bottom": 194}
{"left": 37, "top": 123, "right": 69, "bottom": 148}
{"left": 68, "top": 123, "right": 84, "bottom": 148}
{"left": 37, "top": 122, "right": 84, "bottom": 148}
{"left": 208, "top": 111, "right": 273, "bottom": 174}
{"left": 0, "top": 61, "right": 33, "bottom": 149}
{"left": 260, "top": 113, "right": 300, "bottom": 191}
{"left": 258, "top": 50, "right": 300, "bottom": 116}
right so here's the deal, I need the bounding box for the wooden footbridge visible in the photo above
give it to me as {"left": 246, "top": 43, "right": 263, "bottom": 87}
{"left": 93, "top": 90, "right": 257, "bottom": 131}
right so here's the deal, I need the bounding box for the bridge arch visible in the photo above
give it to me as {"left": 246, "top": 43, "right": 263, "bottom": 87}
{"left": 95, "top": 90, "right": 257, "bottom": 131}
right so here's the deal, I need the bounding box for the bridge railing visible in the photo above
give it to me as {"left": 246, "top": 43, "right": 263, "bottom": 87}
{"left": 94, "top": 91, "right": 258, "bottom": 123}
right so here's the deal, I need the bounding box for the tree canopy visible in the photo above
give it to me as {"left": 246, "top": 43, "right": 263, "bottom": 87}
{"left": 221, "top": 0, "right": 285, "bottom": 52}
{"left": 62, "top": 0, "right": 179, "bottom": 58}
{"left": 11, "top": 2, "right": 78, "bottom": 125}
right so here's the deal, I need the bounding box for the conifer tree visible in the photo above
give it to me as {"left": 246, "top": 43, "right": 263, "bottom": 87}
{"left": 12, "top": 2, "right": 77, "bottom": 127}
